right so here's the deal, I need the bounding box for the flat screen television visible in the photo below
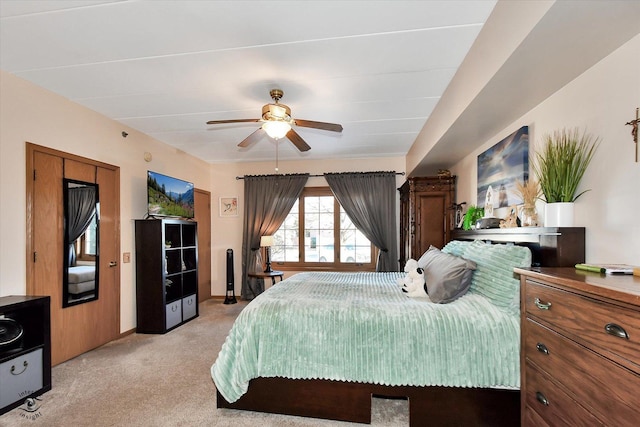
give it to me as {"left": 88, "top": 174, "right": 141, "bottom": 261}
{"left": 147, "top": 170, "right": 195, "bottom": 219}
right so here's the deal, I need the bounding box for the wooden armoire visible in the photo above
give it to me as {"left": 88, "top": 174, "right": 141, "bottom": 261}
{"left": 399, "top": 176, "right": 456, "bottom": 268}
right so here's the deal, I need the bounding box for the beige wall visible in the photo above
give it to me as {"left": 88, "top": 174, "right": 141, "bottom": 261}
{"left": 451, "top": 35, "right": 640, "bottom": 265}
{"left": 0, "top": 71, "right": 212, "bottom": 332}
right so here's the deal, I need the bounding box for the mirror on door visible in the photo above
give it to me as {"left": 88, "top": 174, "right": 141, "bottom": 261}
{"left": 63, "top": 179, "right": 100, "bottom": 307}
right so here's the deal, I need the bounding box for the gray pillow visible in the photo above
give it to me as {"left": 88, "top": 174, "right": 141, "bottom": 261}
{"left": 418, "top": 245, "right": 476, "bottom": 303}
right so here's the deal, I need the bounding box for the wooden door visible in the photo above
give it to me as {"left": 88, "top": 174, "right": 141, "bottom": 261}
{"left": 94, "top": 166, "right": 121, "bottom": 341}
{"left": 27, "top": 143, "right": 120, "bottom": 365}
{"left": 416, "top": 193, "right": 447, "bottom": 253}
{"left": 194, "top": 189, "right": 211, "bottom": 301}
{"left": 30, "top": 151, "right": 63, "bottom": 301}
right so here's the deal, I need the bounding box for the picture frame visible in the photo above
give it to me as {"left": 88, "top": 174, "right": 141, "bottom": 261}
{"left": 477, "top": 126, "right": 529, "bottom": 208}
{"left": 219, "top": 197, "right": 238, "bottom": 217}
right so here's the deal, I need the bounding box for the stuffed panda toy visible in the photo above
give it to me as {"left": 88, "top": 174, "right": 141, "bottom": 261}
{"left": 397, "top": 258, "right": 419, "bottom": 287}
{"left": 401, "top": 267, "right": 428, "bottom": 298}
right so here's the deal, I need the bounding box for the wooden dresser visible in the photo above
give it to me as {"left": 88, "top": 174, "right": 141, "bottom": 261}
{"left": 515, "top": 268, "right": 640, "bottom": 426}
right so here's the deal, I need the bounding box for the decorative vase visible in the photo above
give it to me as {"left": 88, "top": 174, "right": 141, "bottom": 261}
{"left": 521, "top": 204, "right": 539, "bottom": 227}
{"left": 544, "top": 202, "right": 574, "bottom": 227}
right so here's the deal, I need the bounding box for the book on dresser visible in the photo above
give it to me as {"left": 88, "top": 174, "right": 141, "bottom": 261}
{"left": 575, "top": 263, "right": 636, "bottom": 275}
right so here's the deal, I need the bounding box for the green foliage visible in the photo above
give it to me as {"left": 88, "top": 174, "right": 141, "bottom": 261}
{"left": 532, "top": 128, "right": 599, "bottom": 203}
{"left": 462, "top": 206, "right": 485, "bottom": 230}
{"left": 148, "top": 187, "right": 192, "bottom": 217}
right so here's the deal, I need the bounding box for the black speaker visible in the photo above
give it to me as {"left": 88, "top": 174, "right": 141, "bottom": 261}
{"left": 224, "top": 249, "right": 237, "bottom": 304}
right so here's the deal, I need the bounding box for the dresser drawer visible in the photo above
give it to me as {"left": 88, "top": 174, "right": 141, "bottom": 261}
{"left": 525, "top": 363, "right": 604, "bottom": 427}
{"left": 524, "top": 318, "right": 640, "bottom": 425}
{"left": 524, "top": 279, "right": 640, "bottom": 369}
{"left": 0, "top": 348, "right": 43, "bottom": 408}
{"left": 524, "top": 405, "right": 550, "bottom": 427}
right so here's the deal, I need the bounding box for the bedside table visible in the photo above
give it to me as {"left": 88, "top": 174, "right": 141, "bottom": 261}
{"left": 248, "top": 271, "right": 284, "bottom": 286}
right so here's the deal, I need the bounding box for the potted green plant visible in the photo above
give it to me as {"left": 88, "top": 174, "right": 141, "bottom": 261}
{"left": 462, "top": 205, "right": 485, "bottom": 230}
{"left": 532, "top": 128, "right": 599, "bottom": 227}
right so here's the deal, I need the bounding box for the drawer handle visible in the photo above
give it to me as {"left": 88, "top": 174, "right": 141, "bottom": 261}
{"left": 10, "top": 360, "right": 28, "bottom": 376}
{"left": 536, "top": 391, "right": 549, "bottom": 406}
{"left": 171, "top": 304, "right": 179, "bottom": 312}
{"left": 534, "top": 297, "right": 552, "bottom": 310}
{"left": 605, "top": 323, "right": 629, "bottom": 339}
{"left": 536, "top": 343, "right": 550, "bottom": 355}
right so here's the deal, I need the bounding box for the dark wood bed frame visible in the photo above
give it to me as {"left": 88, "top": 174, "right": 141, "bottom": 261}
{"left": 218, "top": 378, "right": 520, "bottom": 426}
{"left": 217, "top": 228, "right": 585, "bottom": 425}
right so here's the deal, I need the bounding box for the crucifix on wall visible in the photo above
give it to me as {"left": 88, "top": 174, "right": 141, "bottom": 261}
{"left": 626, "top": 107, "right": 639, "bottom": 162}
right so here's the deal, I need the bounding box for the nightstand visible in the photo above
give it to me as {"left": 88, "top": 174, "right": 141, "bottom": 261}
{"left": 248, "top": 271, "right": 284, "bottom": 286}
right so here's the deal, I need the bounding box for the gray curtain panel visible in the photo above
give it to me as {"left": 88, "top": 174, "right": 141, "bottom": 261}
{"left": 66, "top": 185, "right": 97, "bottom": 266}
{"left": 241, "top": 173, "right": 309, "bottom": 300}
{"left": 324, "top": 172, "right": 399, "bottom": 272}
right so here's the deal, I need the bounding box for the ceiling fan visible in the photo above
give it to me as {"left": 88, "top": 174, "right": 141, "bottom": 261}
{"left": 206, "top": 89, "right": 343, "bottom": 152}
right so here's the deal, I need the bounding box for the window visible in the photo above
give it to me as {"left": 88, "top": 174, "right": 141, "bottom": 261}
{"left": 271, "top": 187, "right": 376, "bottom": 271}
{"left": 75, "top": 214, "right": 97, "bottom": 261}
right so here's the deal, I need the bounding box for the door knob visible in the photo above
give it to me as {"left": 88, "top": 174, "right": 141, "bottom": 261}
{"left": 109, "top": 261, "right": 118, "bottom": 267}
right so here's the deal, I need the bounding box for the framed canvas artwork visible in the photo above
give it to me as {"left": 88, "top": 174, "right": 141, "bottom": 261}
{"left": 477, "top": 126, "right": 529, "bottom": 208}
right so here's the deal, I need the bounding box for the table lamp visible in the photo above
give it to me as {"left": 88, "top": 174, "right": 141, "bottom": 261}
{"left": 260, "top": 235, "right": 274, "bottom": 273}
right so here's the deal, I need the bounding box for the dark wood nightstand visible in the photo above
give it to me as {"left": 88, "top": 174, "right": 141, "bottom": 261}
{"left": 248, "top": 271, "right": 284, "bottom": 286}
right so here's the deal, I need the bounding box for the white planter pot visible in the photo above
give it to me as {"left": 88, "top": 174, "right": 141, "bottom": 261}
{"left": 544, "top": 202, "right": 574, "bottom": 227}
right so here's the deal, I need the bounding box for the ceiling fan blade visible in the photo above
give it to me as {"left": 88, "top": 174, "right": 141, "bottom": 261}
{"left": 207, "top": 118, "right": 260, "bottom": 125}
{"left": 238, "top": 128, "right": 265, "bottom": 148}
{"left": 286, "top": 129, "right": 311, "bottom": 152}
{"left": 294, "top": 119, "right": 343, "bottom": 133}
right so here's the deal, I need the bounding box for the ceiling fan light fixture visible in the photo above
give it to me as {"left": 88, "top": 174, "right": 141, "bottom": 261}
{"left": 262, "top": 121, "right": 291, "bottom": 139}
{"left": 207, "top": 88, "right": 341, "bottom": 151}
{"left": 262, "top": 103, "right": 291, "bottom": 121}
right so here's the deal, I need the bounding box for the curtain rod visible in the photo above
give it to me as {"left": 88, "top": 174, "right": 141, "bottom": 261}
{"left": 235, "top": 171, "right": 405, "bottom": 180}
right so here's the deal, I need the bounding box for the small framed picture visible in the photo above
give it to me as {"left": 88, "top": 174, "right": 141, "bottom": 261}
{"left": 219, "top": 197, "right": 238, "bottom": 217}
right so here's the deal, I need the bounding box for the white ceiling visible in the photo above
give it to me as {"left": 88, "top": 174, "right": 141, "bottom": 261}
{"left": 0, "top": 0, "right": 497, "bottom": 164}
{"left": 2, "top": 1, "right": 639, "bottom": 175}
{"left": 409, "top": 0, "right": 640, "bottom": 176}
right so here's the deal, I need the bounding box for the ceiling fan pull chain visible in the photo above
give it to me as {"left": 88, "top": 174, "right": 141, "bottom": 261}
{"left": 275, "top": 140, "right": 279, "bottom": 172}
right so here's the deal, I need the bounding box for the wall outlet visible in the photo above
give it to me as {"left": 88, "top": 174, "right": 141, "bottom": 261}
{"left": 123, "top": 252, "right": 131, "bottom": 263}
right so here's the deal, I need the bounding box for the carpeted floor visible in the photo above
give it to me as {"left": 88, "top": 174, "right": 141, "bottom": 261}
{"left": 0, "top": 299, "right": 409, "bottom": 426}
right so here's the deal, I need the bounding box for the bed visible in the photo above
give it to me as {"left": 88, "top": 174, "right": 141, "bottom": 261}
{"left": 67, "top": 262, "right": 96, "bottom": 297}
{"left": 212, "top": 240, "right": 532, "bottom": 425}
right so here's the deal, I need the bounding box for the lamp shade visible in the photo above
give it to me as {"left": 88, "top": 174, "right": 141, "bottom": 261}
{"left": 260, "top": 235, "right": 274, "bottom": 247}
{"left": 262, "top": 121, "right": 291, "bottom": 139}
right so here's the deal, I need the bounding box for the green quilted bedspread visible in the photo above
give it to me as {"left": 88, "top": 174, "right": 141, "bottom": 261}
{"left": 212, "top": 241, "right": 531, "bottom": 403}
